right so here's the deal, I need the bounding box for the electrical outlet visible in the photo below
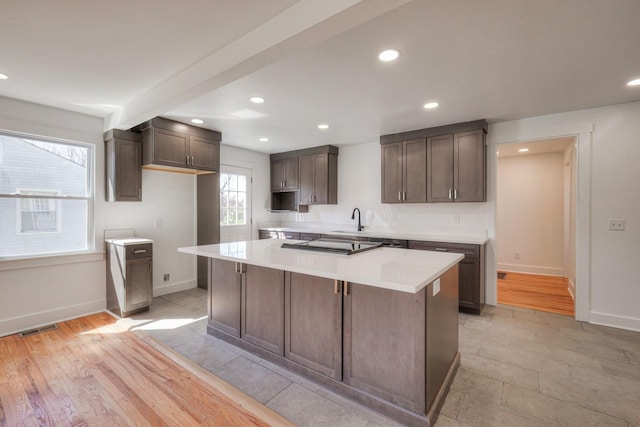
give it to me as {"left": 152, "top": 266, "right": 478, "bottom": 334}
{"left": 608, "top": 219, "right": 625, "bottom": 231}
{"left": 163, "top": 273, "right": 170, "bottom": 282}
{"left": 514, "top": 251, "right": 520, "bottom": 260}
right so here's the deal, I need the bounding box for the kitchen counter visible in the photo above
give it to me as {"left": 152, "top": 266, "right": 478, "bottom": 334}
{"left": 178, "top": 239, "right": 463, "bottom": 294}
{"left": 257, "top": 225, "right": 488, "bottom": 245}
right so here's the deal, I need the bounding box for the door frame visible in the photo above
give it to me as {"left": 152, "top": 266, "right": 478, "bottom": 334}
{"left": 487, "top": 122, "right": 592, "bottom": 321}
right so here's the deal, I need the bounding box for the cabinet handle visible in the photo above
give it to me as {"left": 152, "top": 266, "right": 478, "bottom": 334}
{"left": 133, "top": 249, "right": 147, "bottom": 254}
{"left": 313, "top": 194, "right": 316, "bottom": 202}
{"left": 454, "top": 189, "right": 458, "bottom": 200}
{"left": 191, "top": 155, "right": 194, "bottom": 167}
{"left": 343, "top": 281, "right": 350, "bottom": 296}
{"left": 284, "top": 180, "right": 286, "bottom": 187}
{"left": 403, "top": 191, "right": 407, "bottom": 201}
{"left": 435, "top": 248, "right": 448, "bottom": 252}
{"left": 448, "top": 189, "right": 452, "bottom": 200}
{"left": 186, "top": 155, "right": 189, "bottom": 166}
{"left": 334, "top": 280, "right": 340, "bottom": 294}
{"left": 398, "top": 192, "right": 402, "bottom": 201}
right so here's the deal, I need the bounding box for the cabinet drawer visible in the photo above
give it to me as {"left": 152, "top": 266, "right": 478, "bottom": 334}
{"left": 408, "top": 240, "right": 479, "bottom": 259}
{"left": 299, "top": 232, "right": 321, "bottom": 241}
{"left": 126, "top": 243, "right": 153, "bottom": 259}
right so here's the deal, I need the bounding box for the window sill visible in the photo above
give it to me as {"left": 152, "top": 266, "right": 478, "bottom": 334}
{"left": 0, "top": 251, "right": 105, "bottom": 272}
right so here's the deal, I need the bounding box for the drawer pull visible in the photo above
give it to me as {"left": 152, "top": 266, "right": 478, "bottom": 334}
{"left": 435, "top": 248, "right": 448, "bottom": 252}
{"left": 133, "top": 249, "right": 147, "bottom": 254}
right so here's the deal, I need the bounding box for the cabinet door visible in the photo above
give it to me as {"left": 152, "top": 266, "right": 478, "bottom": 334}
{"left": 454, "top": 129, "right": 485, "bottom": 202}
{"left": 271, "top": 159, "right": 286, "bottom": 190}
{"left": 285, "top": 273, "right": 342, "bottom": 379}
{"left": 110, "top": 138, "right": 141, "bottom": 202}
{"left": 189, "top": 135, "right": 219, "bottom": 171}
{"left": 381, "top": 142, "right": 403, "bottom": 203}
{"left": 298, "top": 155, "right": 314, "bottom": 204}
{"left": 209, "top": 259, "right": 242, "bottom": 337}
{"left": 403, "top": 138, "right": 427, "bottom": 203}
{"left": 458, "top": 259, "right": 480, "bottom": 310}
{"left": 427, "top": 134, "right": 454, "bottom": 202}
{"left": 152, "top": 128, "right": 189, "bottom": 168}
{"left": 125, "top": 257, "right": 152, "bottom": 312}
{"left": 312, "top": 154, "right": 329, "bottom": 204}
{"left": 283, "top": 157, "right": 299, "bottom": 190}
{"left": 242, "top": 264, "right": 285, "bottom": 355}
{"left": 344, "top": 282, "right": 426, "bottom": 414}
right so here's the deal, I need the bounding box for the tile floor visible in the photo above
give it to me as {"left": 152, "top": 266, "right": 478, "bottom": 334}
{"left": 123, "top": 288, "right": 640, "bottom": 427}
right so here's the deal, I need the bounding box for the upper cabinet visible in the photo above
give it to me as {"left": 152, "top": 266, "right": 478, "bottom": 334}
{"left": 427, "top": 129, "right": 485, "bottom": 203}
{"left": 271, "top": 157, "right": 299, "bottom": 191}
{"left": 270, "top": 145, "right": 338, "bottom": 210}
{"left": 381, "top": 120, "right": 487, "bottom": 204}
{"left": 104, "top": 130, "right": 142, "bottom": 202}
{"left": 381, "top": 138, "right": 427, "bottom": 203}
{"left": 299, "top": 153, "right": 338, "bottom": 205}
{"left": 138, "top": 117, "right": 221, "bottom": 173}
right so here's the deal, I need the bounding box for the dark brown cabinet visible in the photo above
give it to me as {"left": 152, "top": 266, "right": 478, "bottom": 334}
{"left": 408, "top": 240, "right": 485, "bottom": 313}
{"left": 208, "top": 258, "right": 241, "bottom": 337}
{"left": 285, "top": 273, "right": 342, "bottom": 379}
{"left": 271, "top": 157, "right": 299, "bottom": 191}
{"left": 104, "top": 130, "right": 142, "bottom": 202}
{"left": 139, "top": 117, "right": 221, "bottom": 173}
{"left": 427, "top": 129, "right": 485, "bottom": 203}
{"left": 299, "top": 153, "right": 338, "bottom": 205}
{"left": 106, "top": 241, "right": 153, "bottom": 317}
{"left": 381, "top": 138, "right": 427, "bottom": 203}
{"left": 381, "top": 120, "right": 487, "bottom": 204}
{"left": 242, "top": 264, "right": 285, "bottom": 356}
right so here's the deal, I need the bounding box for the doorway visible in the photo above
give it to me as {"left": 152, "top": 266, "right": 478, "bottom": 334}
{"left": 496, "top": 137, "right": 577, "bottom": 316}
{"left": 219, "top": 165, "right": 252, "bottom": 243}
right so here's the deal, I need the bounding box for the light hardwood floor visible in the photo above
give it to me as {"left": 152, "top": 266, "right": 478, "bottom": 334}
{"left": 0, "top": 312, "right": 293, "bottom": 427}
{"left": 497, "top": 271, "right": 575, "bottom": 316}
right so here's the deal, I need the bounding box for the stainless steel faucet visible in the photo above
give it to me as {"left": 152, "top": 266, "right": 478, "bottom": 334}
{"left": 351, "top": 207, "right": 363, "bottom": 231}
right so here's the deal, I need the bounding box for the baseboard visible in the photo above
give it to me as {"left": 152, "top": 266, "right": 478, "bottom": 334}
{"left": 497, "top": 263, "right": 563, "bottom": 277}
{"left": 567, "top": 279, "right": 576, "bottom": 301}
{"left": 589, "top": 311, "right": 640, "bottom": 333}
{"left": 154, "top": 279, "right": 197, "bottom": 297}
{"left": 0, "top": 299, "right": 105, "bottom": 338}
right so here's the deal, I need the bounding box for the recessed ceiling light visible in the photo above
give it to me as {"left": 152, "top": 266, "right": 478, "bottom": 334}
{"left": 250, "top": 96, "right": 265, "bottom": 104}
{"left": 191, "top": 119, "right": 204, "bottom": 124}
{"left": 423, "top": 102, "right": 439, "bottom": 109}
{"left": 318, "top": 124, "right": 329, "bottom": 130}
{"left": 259, "top": 137, "right": 269, "bottom": 142}
{"left": 378, "top": 49, "right": 399, "bottom": 62}
{"left": 518, "top": 148, "right": 529, "bottom": 153}
{"left": 0, "top": 73, "right": 8, "bottom": 80}
{"left": 627, "top": 78, "right": 640, "bottom": 87}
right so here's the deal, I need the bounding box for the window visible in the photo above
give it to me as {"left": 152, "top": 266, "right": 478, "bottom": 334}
{"left": 220, "top": 173, "right": 247, "bottom": 226}
{"left": 0, "top": 132, "right": 93, "bottom": 258}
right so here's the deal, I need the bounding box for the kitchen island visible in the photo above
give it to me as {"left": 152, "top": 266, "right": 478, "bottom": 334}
{"left": 178, "top": 239, "right": 463, "bottom": 427}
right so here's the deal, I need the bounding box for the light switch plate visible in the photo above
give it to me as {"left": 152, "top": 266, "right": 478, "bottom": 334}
{"left": 433, "top": 278, "right": 441, "bottom": 296}
{"left": 609, "top": 219, "right": 625, "bottom": 231}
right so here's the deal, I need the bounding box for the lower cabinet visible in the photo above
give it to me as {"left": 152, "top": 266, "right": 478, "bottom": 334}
{"left": 343, "top": 282, "right": 427, "bottom": 414}
{"left": 208, "top": 258, "right": 242, "bottom": 337}
{"left": 242, "top": 264, "right": 285, "bottom": 356}
{"left": 285, "top": 273, "right": 342, "bottom": 379}
{"left": 408, "top": 240, "right": 485, "bottom": 313}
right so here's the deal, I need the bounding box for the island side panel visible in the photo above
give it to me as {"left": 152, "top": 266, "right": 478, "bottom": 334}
{"left": 208, "top": 258, "right": 241, "bottom": 337}
{"left": 285, "top": 272, "right": 343, "bottom": 380}
{"left": 426, "top": 264, "right": 460, "bottom": 414}
{"left": 241, "top": 264, "right": 286, "bottom": 356}
{"left": 343, "top": 282, "right": 427, "bottom": 415}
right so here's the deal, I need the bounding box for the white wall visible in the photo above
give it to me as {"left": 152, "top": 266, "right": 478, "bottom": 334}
{"left": 488, "top": 100, "right": 640, "bottom": 331}
{"left": 496, "top": 152, "right": 565, "bottom": 275}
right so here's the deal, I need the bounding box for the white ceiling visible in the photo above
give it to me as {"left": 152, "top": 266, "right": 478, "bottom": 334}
{"left": 2, "top": 0, "right": 640, "bottom": 154}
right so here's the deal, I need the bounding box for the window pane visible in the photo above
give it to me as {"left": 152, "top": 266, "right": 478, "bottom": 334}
{"left": 237, "top": 192, "right": 246, "bottom": 208}
{"left": 229, "top": 175, "right": 237, "bottom": 191}
{"left": 237, "top": 175, "right": 246, "bottom": 191}
{"left": 220, "top": 192, "right": 228, "bottom": 208}
{"left": 220, "top": 173, "right": 229, "bottom": 191}
{"left": 237, "top": 209, "right": 245, "bottom": 225}
{"left": 229, "top": 192, "right": 237, "bottom": 208}
{"left": 220, "top": 209, "right": 228, "bottom": 225}
{"left": 0, "top": 135, "right": 89, "bottom": 197}
{"left": 0, "top": 198, "right": 88, "bottom": 257}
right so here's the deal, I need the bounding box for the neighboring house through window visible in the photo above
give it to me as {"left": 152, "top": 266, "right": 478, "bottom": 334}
{"left": 0, "top": 132, "right": 93, "bottom": 258}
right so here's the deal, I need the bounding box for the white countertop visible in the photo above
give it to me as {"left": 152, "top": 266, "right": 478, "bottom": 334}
{"left": 258, "top": 225, "right": 488, "bottom": 245}
{"left": 106, "top": 237, "right": 153, "bottom": 246}
{"left": 178, "top": 239, "right": 463, "bottom": 294}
